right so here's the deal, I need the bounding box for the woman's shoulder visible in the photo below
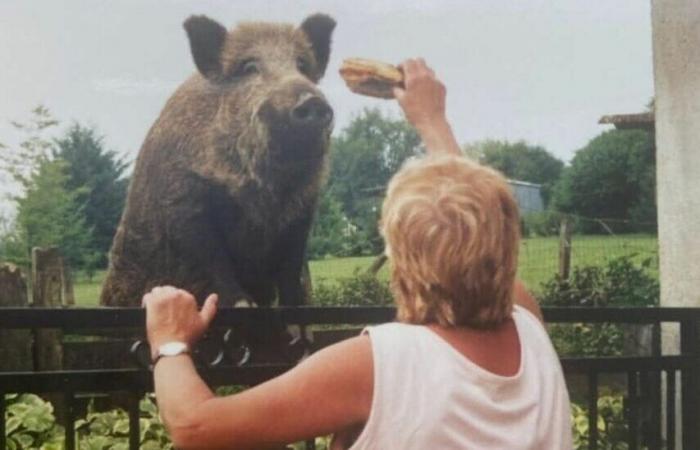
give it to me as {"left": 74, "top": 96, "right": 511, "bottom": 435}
{"left": 363, "top": 321, "right": 427, "bottom": 343}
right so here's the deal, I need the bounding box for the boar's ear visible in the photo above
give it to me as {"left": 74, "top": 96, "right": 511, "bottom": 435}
{"left": 184, "top": 15, "right": 228, "bottom": 79}
{"left": 300, "top": 13, "right": 336, "bottom": 78}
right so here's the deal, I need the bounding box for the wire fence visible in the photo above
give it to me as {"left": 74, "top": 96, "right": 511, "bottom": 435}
{"left": 518, "top": 233, "right": 658, "bottom": 291}
{"left": 309, "top": 215, "right": 659, "bottom": 294}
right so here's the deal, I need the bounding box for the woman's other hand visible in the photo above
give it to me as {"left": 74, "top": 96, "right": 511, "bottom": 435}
{"left": 394, "top": 58, "right": 461, "bottom": 156}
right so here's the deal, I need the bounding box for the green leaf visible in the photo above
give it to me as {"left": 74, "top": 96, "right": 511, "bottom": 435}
{"left": 112, "top": 418, "right": 129, "bottom": 435}
{"left": 6, "top": 416, "right": 22, "bottom": 434}
{"left": 139, "top": 418, "right": 150, "bottom": 442}
{"left": 141, "top": 440, "right": 164, "bottom": 450}
{"left": 41, "top": 443, "right": 65, "bottom": 450}
{"left": 15, "top": 432, "right": 35, "bottom": 448}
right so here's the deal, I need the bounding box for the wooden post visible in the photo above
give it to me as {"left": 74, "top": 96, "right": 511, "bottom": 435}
{"left": 31, "top": 247, "right": 64, "bottom": 372}
{"left": 62, "top": 263, "right": 75, "bottom": 306}
{"left": 558, "top": 217, "right": 573, "bottom": 279}
{"left": 0, "top": 264, "right": 32, "bottom": 371}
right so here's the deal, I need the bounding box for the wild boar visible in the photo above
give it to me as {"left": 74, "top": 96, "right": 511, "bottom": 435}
{"left": 101, "top": 13, "right": 336, "bottom": 308}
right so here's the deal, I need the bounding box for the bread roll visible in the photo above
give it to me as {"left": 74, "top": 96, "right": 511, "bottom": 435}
{"left": 339, "top": 58, "right": 404, "bottom": 99}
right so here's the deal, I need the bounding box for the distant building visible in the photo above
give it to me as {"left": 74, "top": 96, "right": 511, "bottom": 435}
{"left": 508, "top": 180, "right": 544, "bottom": 214}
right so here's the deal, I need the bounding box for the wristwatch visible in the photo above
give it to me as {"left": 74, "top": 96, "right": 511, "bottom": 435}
{"left": 152, "top": 341, "right": 190, "bottom": 366}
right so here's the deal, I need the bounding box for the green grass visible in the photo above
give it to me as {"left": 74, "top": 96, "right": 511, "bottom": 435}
{"left": 309, "top": 256, "right": 389, "bottom": 283}
{"left": 73, "top": 271, "right": 106, "bottom": 307}
{"left": 74, "top": 234, "right": 658, "bottom": 306}
{"left": 518, "top": 234, "right": 658, "bottom": 291}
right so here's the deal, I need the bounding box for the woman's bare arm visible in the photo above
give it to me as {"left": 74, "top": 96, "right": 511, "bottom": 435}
{"left": 155, "top": 336, "right": 373, "bottom": 450}
{"left": 145, "top": 287, "right": 373, "bottom": 450}
{"left": 394, "top": 58, "right": 461, "bottom": 156}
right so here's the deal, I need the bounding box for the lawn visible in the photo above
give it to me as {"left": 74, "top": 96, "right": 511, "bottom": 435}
{"left": 73, "top": 234, "right": 658, "bottom": 306}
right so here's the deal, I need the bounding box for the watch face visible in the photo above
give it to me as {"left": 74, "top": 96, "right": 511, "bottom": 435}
{"left": 159, "top": 342, "right": 188, "bottom": 356}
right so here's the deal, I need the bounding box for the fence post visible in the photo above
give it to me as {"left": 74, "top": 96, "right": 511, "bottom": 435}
{"left": 31, "top": 247, "right": 64, "bottom": 372}
{"left": 0, "top": 264, "right": 32, "bottom": 371}
{"left": 680, "top": 319, "right": 700, "bottom": 449}
{"left": 558, "top": 217, "right": 573, "bottom": 279}
{"left": 63, "top": 263, "right": 75, "bottom": 306}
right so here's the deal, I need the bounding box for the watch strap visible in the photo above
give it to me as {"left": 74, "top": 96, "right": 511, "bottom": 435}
{"left": 152, "top": 342, "right": 190, "bottom": 368}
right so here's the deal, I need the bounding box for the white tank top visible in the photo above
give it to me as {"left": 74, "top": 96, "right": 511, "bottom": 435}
{"left": 349, "top": 305, "right": 573, "bottom": 450}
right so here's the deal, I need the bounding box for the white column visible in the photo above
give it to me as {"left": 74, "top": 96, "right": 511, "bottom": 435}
{"left": 652, "top": 2, "right": 700, "bottom": 447}
{"left": 653, "top": 2, "right": 700, "bottom": 315}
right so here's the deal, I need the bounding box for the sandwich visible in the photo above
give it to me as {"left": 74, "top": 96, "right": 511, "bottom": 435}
{"left": 339, "top": 58, "right": 404, "bottom": 99}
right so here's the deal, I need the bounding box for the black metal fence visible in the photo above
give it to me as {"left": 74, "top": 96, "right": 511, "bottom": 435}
{"left": 1, "top": 306, "right": 699, "bottom": 449}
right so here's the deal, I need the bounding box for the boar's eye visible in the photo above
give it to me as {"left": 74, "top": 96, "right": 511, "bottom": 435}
{"left": 235, "top": 59, "right": 260, "bottom": 77}
{"left": 296, "top": 57, "right": 311, "bottom": 77}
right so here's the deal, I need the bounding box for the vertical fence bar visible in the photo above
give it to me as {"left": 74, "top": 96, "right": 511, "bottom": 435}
{"left": 667, "top": 370, "right": 676, "bottom": 450}
{"left": 680, "top": 320, "right": 700, "bottom": 449}
{"left": 650, "top": 323, "right": 662, "bottom": 448}
{"left": 588, "top": 370, "right": 599, "bottom": 450}
{"left": 64, "top": 390, "right": 76, "bottom": 450}
{"left": 558, "top": 217, "right": 572, "bottom": 279}
{"left": 128, "top": 393, "right": 141, "bottom": 450}
{"left": 1, "top": 389, "right": 6, "bottom": 450}
{"left": 627, "top": 371, "right": 638, "bottom": 450}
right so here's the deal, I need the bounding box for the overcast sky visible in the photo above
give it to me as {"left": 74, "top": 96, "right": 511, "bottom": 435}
{"left": 0, "top": 0, "right": 653, "bottom": 177}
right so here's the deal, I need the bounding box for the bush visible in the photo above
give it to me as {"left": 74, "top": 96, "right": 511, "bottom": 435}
{"left": 539, "top": 256, "right": 658, "bottom": 357}
{"left": 4, "top": 394, "right": 63, "bottom": 450}
{"left": 312, "top": 269, "right": 392, "bottom": 307}
{"left": 4, "top": 394, "right": 172, "bottom": 449}
{"left": 571, "top": 393, "right": 628, "bottom": 450}
{"left": 76, "top": 395, "right": 172, "bottom": 449}
{"left": 540, "top": 256, "right": 658, "bottom": 308}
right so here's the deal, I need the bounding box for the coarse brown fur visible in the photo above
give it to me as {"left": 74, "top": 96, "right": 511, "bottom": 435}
{"left": 101, "top": 14, "right": 336, "bottom": 307}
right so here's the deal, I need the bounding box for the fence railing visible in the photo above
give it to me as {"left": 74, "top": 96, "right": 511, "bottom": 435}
{"left": 1, "top": 306, "right": 699, "bottom": 450}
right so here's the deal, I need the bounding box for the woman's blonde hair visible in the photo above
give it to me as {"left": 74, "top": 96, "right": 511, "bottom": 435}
{"left": 380, "top": 154, "right": 520, "bottom": 328}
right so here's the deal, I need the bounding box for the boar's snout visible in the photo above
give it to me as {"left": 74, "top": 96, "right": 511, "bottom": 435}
{"left": 291, "top": 93, "right": 333, "bottom": 129}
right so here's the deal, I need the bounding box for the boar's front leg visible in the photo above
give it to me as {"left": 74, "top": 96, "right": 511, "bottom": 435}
{"left": 171, "top": 216, "right": 252, "bottom": 307}
{"left": 273, "top": 213, "right": 314, "bottom": 307}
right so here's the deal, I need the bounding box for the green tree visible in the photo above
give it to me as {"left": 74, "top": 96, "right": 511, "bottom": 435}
{"left": 553, "top": 129, "right": 655, "bottom": 232}
{"left": 0, "top": 105, "right": 58, "bottom": 189}
{"left": 54, "top": 124, "right": 129, "bottom": 265}
{"left": 0, "top": 106, "right": 94, "bottom": 268}
{"left": 5, "top": 159, "right": 93, "bottom": 268}
{"left": 308, "top": 189, "right": 350, "bottom": 259}
{"left": 328, "top": 108, "right": 423, "bottom": 254}
{"left": 465, "top": 139, "right": 564, "bottom": 205}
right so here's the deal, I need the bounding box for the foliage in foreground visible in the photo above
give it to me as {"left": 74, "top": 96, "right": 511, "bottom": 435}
{"left": 4, "top": 394, "right": 171, "bottom": 450}
{"left": 572, "top": 394, "right": 628, "bottom": 450}
{"left": 4, "top": 394, "right": 62, "bottom": 450}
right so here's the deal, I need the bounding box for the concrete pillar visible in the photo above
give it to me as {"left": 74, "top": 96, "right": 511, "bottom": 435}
{"left": 652, "top": 2, "right": 700, "bottom": 447}
{"left": 653, "top": 2, "right": 700, "bottom": 316}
